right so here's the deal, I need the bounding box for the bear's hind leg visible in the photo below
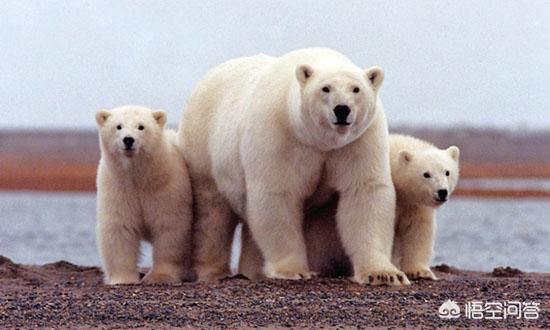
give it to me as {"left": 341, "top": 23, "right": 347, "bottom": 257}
{"left": 192, "top": 178, "right": 238, "bottom": 282}
{"left": 238, "top": 223, "right": 265, "bottom": 280}
{"left": 143, "top": 210, "right": 193, "bottom": 284}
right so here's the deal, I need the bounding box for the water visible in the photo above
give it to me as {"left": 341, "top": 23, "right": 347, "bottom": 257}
{"left": 434, "top": 198, "right": 550, "bottom": 272}
{"left": 0, "top": 191, "right": 549, "bottom": 272}
{"left": 459, "top": 178, "right": 550, "bottom": 191}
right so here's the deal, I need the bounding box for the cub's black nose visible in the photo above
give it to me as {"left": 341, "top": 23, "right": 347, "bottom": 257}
{"left": 123, "top": 136, "right": 135, "bottom": 148}
{"left": 333, "top": 105, "right": 351, "bottom": 124}
{"left": 437, "top": 189, "right": 448, "bottom": 201}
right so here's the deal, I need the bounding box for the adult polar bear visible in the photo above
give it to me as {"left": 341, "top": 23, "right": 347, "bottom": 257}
{"left": 179, "top": 48, "right": 408, "bottom": 285}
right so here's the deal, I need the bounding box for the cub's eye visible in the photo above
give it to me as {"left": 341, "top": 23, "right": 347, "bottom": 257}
{"left": 423, "top": 172, "right": 431, "bottom": 178}
{"left": 116, "top": 125, "right": 122, "bottom": 130}
{"left": 445, "top": 170, "right": 450, "bottom": 176}
{"left": 322, "top": 86, "right": 330, "bottom": 93}
{"left": 138, "top": 125, "right": 144, "bottom": 130}
{"left": 353, "top": 87, "right": 360, "bottom": 93}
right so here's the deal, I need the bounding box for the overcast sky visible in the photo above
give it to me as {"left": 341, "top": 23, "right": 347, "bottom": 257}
{"left": 1, "top": 1, "right": 549, "bottom": 129}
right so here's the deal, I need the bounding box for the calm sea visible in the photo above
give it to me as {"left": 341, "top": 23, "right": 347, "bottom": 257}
{"left": 0, "top": 191, "right": 549, "bottom": 272}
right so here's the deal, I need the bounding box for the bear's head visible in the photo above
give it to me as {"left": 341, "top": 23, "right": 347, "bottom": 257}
{"left": 394, "top": 146, "right": 460, "bottom": 208}
{"left": 96, "top": 105, "right": 167, "bottom": 159}
{"left": 294, "top": 64, "right": 383, "bottom": 150}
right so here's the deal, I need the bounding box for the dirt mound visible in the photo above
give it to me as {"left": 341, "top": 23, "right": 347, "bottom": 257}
{"left": 0, "top": 256, "right": 51, "bottom": 284}
{"left": 43, "top": 260, "right": 99, "bottom": 272}
{"left": 0, "top": 255, "right": 15, "bottom": 266}
{"left": 0, "top": 255, "right": 21, "bottom": 279}
{"left": 492, "top": 266, "right": 523, "bottom": 277}
{"left": 433, "top": 264, "right": 463, "bottom": 275}
{"left": 0, "top": 256, "right": 101, "bottom": 285}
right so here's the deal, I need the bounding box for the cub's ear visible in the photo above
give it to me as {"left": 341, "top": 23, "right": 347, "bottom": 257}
{"left": 365, "top": 66, "right": 384, "bottom": 91}
{"left": 296, "top": 64, "right": 314, "bottom": 87}
{"left": 447, "top": 146, "right": 460, "bottom": 161}
{"left": 398, "top": 150, "right": 413, "bottom": 164}
{"left": 152, "top": 110, "right": 167, "bottom": 127}
{"left": 95, "top": 110, "right": 111, "bottom": 127}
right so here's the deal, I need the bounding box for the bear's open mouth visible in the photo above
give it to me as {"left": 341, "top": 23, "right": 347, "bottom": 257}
{"left": 434, "top": 197, "right": 447, "bottom": 204}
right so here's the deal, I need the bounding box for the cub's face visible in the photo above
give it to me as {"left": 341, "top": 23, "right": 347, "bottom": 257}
{"left": 395, "top": 146, "right": 460, "bottom": 207}
{"left": 295, "top": 64, "right": 384, "bottom": 149}
{"left": 95, "top": 105, "right": 166, "bottom": 158}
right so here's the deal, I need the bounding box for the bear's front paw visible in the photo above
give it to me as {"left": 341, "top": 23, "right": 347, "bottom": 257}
{"left": 403, "top": 267, "right": 438, "bottom": 281}
{"left": 141, "top": 271, "right": 181, "bottom": 285}
{"left": 107, "top": 273, "right": 140, "bottom": 285}
{"left": 265, "top": 268, "right": 317, "bottom": 280}
{"left": 195, "top": 266, "right": 231, "bottom": 283}
{"left": 264, "top": 259, "right": 316, "bottom": 280}
{"left": 353, "top": 267, "right": 411, "bottom": 286}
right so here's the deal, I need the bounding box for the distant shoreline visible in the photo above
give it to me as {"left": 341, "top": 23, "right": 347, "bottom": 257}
{"left": 2, "top": 160, "right": 550, "bottom": 198}
{"left": 2, "top": 128, "right": 550, "bottom": 197}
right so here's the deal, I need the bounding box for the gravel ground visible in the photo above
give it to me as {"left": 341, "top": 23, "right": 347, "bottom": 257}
{"left": 0, "top": 256, "right": 548, "bottom": 329}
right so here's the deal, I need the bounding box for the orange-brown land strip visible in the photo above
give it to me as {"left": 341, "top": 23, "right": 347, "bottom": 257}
{"left": 2, "top": 158, "right": 550, "bottom": 198}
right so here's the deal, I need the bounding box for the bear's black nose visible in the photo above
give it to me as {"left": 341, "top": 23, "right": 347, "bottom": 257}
{"left": 123, "top": 136, "right": 135, "bottom": 148}
{"left": 333, "top": 105, "right": 351, "bottom": 125}
{"left": 437, "top": 189, "right": 448, "bottom": 201}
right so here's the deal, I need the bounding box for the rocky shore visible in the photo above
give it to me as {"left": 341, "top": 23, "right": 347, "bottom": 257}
{"left": 0, "top": 256, "right": 548, "bottom": 328}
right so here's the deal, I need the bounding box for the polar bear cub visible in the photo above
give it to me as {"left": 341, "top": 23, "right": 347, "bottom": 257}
{"left": 239, "top": 134, "right": 460, "bottom": 281}
{"left": 95, "top": 105, "right": 193, "bottom": 285}
{"left": 180, "top": 48, "right": 407, "bottom": 285}
{"left": 389, "top": 134, "right": 459, "bottom": 279}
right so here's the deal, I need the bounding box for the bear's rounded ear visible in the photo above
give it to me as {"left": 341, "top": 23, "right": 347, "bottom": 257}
{"left": 296, "top": 64, "right": 314, "bottom": 87}
{"left": 447, "top": 146, "right": 460, "bottom": 161}
{"left": 152, "top": 110, "right": 167, "bottom": 127}
{"left": 95, "top": 110, "right": 111, "bottom": 127}
{"left": 399, "top": 150, "right": 413, "bottom": 164}
{"left": 365, "top": 66, "right": 384, "bottom": 91}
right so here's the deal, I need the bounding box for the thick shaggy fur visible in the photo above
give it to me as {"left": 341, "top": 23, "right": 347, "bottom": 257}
{"left": 96, "top": 105, "right": 193, "bottom": 285}
{"left": 389, "top": 134, "right": 460, "bottom": 279}
{"left": 179, "top": 48, "right": 407, "bottom": 285}
{"left": 240, "top": 134, "right": 460, "bottom": 280}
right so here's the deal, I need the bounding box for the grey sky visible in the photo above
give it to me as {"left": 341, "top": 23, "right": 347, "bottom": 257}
{"left": 1, "top": 1, "right": 549, "bottom": 129}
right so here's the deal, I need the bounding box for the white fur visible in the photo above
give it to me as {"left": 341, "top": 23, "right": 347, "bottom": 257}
{"left": 96, "top": 105, "right": 193, "bottom": 285}
{"left": 239, "top": 134, "right": 460, "bottom": 282}
{"left": 180, "top": 48, "right": 406, "bottom": 285}
{"left": 390, "top": 134, "right": 460, "bottom": 279}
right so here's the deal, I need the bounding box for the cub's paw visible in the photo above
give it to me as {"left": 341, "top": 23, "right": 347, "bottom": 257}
{"left": 404, "top": 267, "right": 438, "bottom": 281}
{"left": 264, "top": 259, "right": 316, "bottom": 280}
{"left": 141, "top": 271, "right": 181, "bottom": 285}
{"left": 195, "top": 266, "right": 231, "bottom": 283}
{"left": 353, "top": 268, "right": 410, "bottom": 286}
{"left": 265, "top": 269, "right": 317, "bottom": 280}
{"left": 107, "top": 274, "right": 140, "bottom": 285}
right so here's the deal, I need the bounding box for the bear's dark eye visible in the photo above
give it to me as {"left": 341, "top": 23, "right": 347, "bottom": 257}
{"left": 445, "top": 170, "right": 450, "bottom": 177}
{"left": 322, "top": 86, "right": 330, "bottom": 93}
{"left": 138, "top": 125, "right": 144, "bottom": 131}
{"left": 353, "top": 87, "right": 360, "bottom": 93}
{"left": 116, "top": 124, "right": 122, "bottom": 130}
{"left": 423, "top": 172, "right": 431, "bottom": 178}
